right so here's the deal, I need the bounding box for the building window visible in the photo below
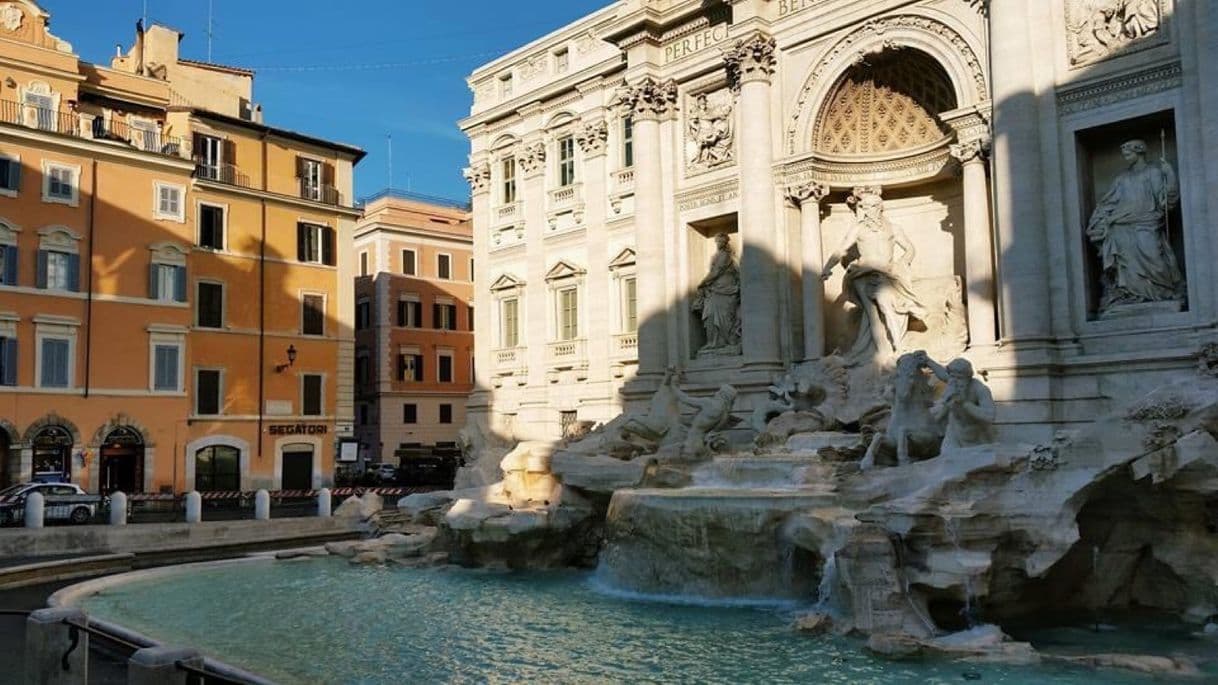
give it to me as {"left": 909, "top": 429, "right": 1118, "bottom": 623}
{"left": 622, "top": 116, "right": 634, "bottom": 168}
{"left": 397, "top": 296, "right": 422, "bottom": 328}
{"left": 438, "top": 351, "right": 454, "bottom": 383}
{"left": 433, "top": 302, "right": 457, "bottom": 331}
{"left": 302, "top": 294, "right": 325, "bottom": 336}
{"left": 195, "top": 369, "right": 222, "bottom": 415}
{"left": 154, "top": 182, "right": 185, "bottom": 222}
{"left": 468, "top": 305, "right": 474, "bottom": 332}
{"left": 398, "top": 352, "right": 423, "bottom": 382}
{"left": 195, "top": 445, "right": 239, "bottom": 492}
{"left": 0, "top": 154, "right": 20, "bottom": 196}
{"left": 196, "top": 282, "right": 224, "bottom": 328}
{"left": 403, "top": 403, "right": 417, "bottom": 424}
{"left": 302, "top": 374, "right": 323, "bottom": 416}
{"left": 554, "top": 48, "right": 569, "bottom": 73}
{"left": 42, "top": 162, "right": 79, "bottom": 205}
{"left": 356, "top": 298, "right": 371, "bottom": 330}
{"left": 359, "top": 251, "right": 369, "bottom": 277}
{"left": 561, "top": 410, "right": 578, "bottom": 434}
{"left": 438, "top": 254, "right": 452, "bottom": 280}
{"left": 194, "top": 134, "right": 225, "bottom": 180}
{"left": 469, "top": 258, "right": 475, "bottom": 282}
{"left": 152, "top": 343, "right": 182, "bottom": 392}
{"left": 198, "top": 203, "right": 225, "bottom": 250}
{"left": 0, "top": 242, "right": 17, "bottom": 286}
{"left": 38, "top": 250, "right": 78, "bottom": 292}
{"left": 297, "top": 157, "right": 324, "bottom": 202}
{"left": 499, "top": 73, "right": 513, "bottom": 97}
{"left": 558, "top": 136, "right": 576, "bottom": 187}
{"left": 38, "top": 337, "right": 71, "bottom": 388}
{"left": 501, "top": 157, "right": 516, "bottom": 204}
{"left": 149, "top": 263, "right": 186, "bottom": 302}
{"left": 558, "top": 287, "right": 579, "bottom": 341}
{"left": 439, "top": 404, "right": 453, "bottom": 425}
{"left": 357, "top": 404, "right": 368, "bottom": 426}
{"left": 0, "top": 336, "right": 16, "bottom": 386}
{"left": 355, "top": 350, "right": 370, "bottom": 386}
{"left": 401, "top": 249, "right": 416, "bottom": 276}
{"left": 297, "top": 222, "right": 335, "bottom": 266}
{"left": 623, "top": 276, "right": 638, "bottom": 332}
{"left": 23, "top": 89, "right": 56, "bottom": 131}
{"left": 501, "top": 298, "right": 519, "bottom": 348}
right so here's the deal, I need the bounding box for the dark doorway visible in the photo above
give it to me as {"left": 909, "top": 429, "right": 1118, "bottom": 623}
{"left": 100, "top": 427, "right": 144, "bottom": 495}
{"left": 282, "top": 447, "right": 314, "bottom": 491}
{"left": 195, "top": 445, "right": 240, "bottom": 491}
{"left": 31, "top": 426, "right": 73, "bottom": 484}
{"left": 0, "top": 431, "right": 10, "bottom": 489}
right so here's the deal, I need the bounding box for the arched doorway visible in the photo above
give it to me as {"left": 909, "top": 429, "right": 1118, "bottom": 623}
{"left": 100, "top": 426, "right": 144, "bottom": 494}
{"left": 281, "top": 443, "right": 315, "bottom": 491}
{"left": 194, "top": 445, "right": 241, "bottom": 492}
{"left": 31, "top": 425, "right": 73, "bottom": 484}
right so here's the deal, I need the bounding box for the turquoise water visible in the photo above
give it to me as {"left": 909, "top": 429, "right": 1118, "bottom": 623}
{"left": 79, "top": 559, "right": 1210, "bottom": 684}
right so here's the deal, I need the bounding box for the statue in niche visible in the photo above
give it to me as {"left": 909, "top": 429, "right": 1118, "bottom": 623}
{"left": 822, "top": 187, "right": 927, "bottom": 364}
{"left": 1067, "top": 0, "right": 1162, "bottom": 66}
{"left": 693, "top": 233, "right": 742, "bottom": 357}
{"left": 924, "top": 355, "right": 995, "bottom": 450}
{"left": 860, "top": 352, "right": 943, "bottom": 470}
{"left": 1085, "top": 139, "right": 1184, "bottom": 312}
{"left": 687, "top": 92, "right": 734, "bottom": 170}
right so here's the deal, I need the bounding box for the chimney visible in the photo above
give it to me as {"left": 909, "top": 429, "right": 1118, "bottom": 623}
{"left": 133, "top": 19, "right": 145, "bottom": 75}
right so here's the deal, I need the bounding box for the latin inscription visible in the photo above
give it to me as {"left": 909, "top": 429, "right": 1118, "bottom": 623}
{"left": 778, "top": 0, "right": 816, "bottom": 18}
{"left": 665, "top": 24, "right": 730, "bottom": 64}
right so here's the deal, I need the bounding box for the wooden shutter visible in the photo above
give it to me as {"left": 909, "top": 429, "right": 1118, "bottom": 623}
{"left": 192, "top": 133, "right": 205, "bottom": 163}
{"left": 322, "top": 227, "right": 335, "bottom": 266}
{"left": 174, "top": 266, "right": 187, "bottom": 303}
{"left": 67, "top": 253, "right": 80, "bottom": 292}
{"left": 413, "top": 354, "right": 424, "bottom": 382}
{"left": 295, "top": 156, "right": 306, "bottom": 178}
{"left": 222, "top": 138, "right": 236, "bottom": 169}
{"left": 35, "top": 250, "right": 47, "bottom": 288}
{"left": 296, "top": 223, "right": 307, "bottom": 262}
{"left": 2, "top": 245, "right": 17, "bottom": 285}
{"left": 1, "top": 338, "right": 16, "bottom": 386}
{"left": 148, "top": 264, "right": 160, "bottom": 299}
{"left": 432, "top": 303, "right": 441, "bottom": 330}
{"left": 4, "top": 159, "right": 19, "bottom": 191}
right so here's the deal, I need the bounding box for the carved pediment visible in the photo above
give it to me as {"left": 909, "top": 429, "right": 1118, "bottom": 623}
{"left": 608, "top": 247, "right": 636, "bottom": 270}
{"left": 489, "top": 273, "right": 526, "bottom": 292}
{"left": 545, "top": 260, "right": 587, "bottom": 282}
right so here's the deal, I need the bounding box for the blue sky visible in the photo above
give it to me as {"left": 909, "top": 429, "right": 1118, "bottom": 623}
{"left": 46, "top": 0, "right": 607, "bottom": 202}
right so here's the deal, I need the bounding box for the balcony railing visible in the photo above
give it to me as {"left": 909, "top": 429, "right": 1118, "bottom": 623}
{"left": 611, "top": 332, "right": 639, "bottom": 360}
{"left": 300, "top": 179, "right": 343, "bottom": 206}
{"left": 496, "top": 202, "right": 520, "bottom": 223}
{"left": 195, "top": 162, "right": 253, "bottom": 190}
{"left": 494, "top": 347, "right": 526, "bottom": 374}
{"left": 0, "top": 101, "right": 189, "bottom": 159}
{"left": 548, "top": 183, "right": 580, "bottom": 210}
{"left": 547, "top": 338, "right": 587, "bottom": 366}
{"left": 613, "top": 168, "right": 635, "bottom": 191}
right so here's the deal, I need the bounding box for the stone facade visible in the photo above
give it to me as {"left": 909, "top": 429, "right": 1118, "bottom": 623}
{"left": 460, "top": 0, "right": 1218, "bottom": 444}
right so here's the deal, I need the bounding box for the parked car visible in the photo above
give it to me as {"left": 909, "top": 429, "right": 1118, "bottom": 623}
{"left": 0, "top": 483, "right": 102, "bottom": 526}
{"left": 372, "top": 463, "right": 398, "bottom": 484}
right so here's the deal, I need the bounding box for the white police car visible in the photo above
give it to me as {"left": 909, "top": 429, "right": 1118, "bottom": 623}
{"left": 0, "top": 482, "right": 101, "bottom": 525}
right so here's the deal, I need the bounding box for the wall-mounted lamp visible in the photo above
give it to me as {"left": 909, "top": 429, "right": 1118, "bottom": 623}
{"left": 275, "top": 345, "right": 298, "bottom": 373}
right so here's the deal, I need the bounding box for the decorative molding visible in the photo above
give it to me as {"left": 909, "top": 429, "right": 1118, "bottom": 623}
{"left": 776, "top": 141, "right": 953, "bottom": 188}
{"left": 576, "top": 118, "right": 609, "bottom": 156}
{"left": 949, "top": 137, "right": 990, "bottom": 164}
{"left": 724, "top": 33, "right": 777, "bottom": 87}
{"left": 517, "top": 141, "right": 547, "bottom": 176}
{"left": 788, "top": 14, "right": 988, "bottom": 154}
{"left": 463, "top": 162, "right": 492, "bottom": 195}
{"left": 612, "top": 77, "right": 679, "bottom": 121}
{"left": 785, "top": 181, "right": 829, "bottom": 207}
{"left": 685, "top": 89, "right": 735, "bottom": 173}
{"left": 676, "top": 179, "right": 739, "bottom": 213}
{"left": 1055, "top": 61, "right": 1182, "bottom": 115}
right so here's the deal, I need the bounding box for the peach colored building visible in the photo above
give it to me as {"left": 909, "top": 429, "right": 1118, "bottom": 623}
{"left": 0, "top": 4, "right": 363, "bottom": 494}
{"left": 353, "top": 191, "right": 473, "bottom": 467}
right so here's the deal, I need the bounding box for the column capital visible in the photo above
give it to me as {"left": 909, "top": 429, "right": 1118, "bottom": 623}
{"left": 950, "top": 136, "right": 992, "bottom": 164}
{"left": 576, "top": 118, "right": 609, "bottom": 157}
{"left": 516, "top": 141, "right": 547, "bottom": 177}
{"left": 725, "top": 32, "right": 777, "bottom": 87}
{"left": 463, "top": 161, "right": 491, "bottom": 195}
{"left": 785, "top": 181, "right": 829, "bottom": 207}
{"left": 612, "top": 77, "right": 679, "bottom": 122}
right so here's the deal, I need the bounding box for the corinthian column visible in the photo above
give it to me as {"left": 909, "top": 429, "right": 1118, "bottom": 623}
{"left": 726, "top": 33, "right": 781, "bottom": 369}
{"left": 614, "top": 78, "right": 677, "bottom": 378}
{"left": 786, "top": 182, "right": 829, "bottom": 360}
{"left": 577, "top": 117, "right": 611, "bottom": 386}
{"left": 516, "top": 140, "right": 549, "bottom": 388}
{"left": 950, "top": 136, "right": 997, "bottom": 348}
{"left": 463, "top": 160, "right": 493, "bottom": 396}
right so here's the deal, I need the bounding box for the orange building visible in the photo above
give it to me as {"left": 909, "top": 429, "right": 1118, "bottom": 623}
{"left": 0, "top": 5, "right": 363, "bottom": 494}
{"left": 353, "top": 191, "right": 473, "bottom": 468}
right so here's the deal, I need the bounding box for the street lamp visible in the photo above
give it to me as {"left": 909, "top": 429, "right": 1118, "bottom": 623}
{"left": 275, "top": 344, "right": 298, "bottom": 373}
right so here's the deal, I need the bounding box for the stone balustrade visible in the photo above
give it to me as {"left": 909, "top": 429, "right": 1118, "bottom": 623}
{"left": 613, "top": 168, "right": 635, "bottom": 191}
{"left": 494, "top": 202, "right": 520, "bottom": 224}
{"left": 547, "top": 338, "right": 587, "bottom": 366}
{"left": 611, "top": 332, "right": 639, "bottom": 360}
{"left": 548, "top": 183, "right": 581, "bottom": 209}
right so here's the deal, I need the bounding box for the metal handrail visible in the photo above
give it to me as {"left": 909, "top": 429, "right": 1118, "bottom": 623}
{"left": 0, "top": 100, "right": 188, "bottom": 159}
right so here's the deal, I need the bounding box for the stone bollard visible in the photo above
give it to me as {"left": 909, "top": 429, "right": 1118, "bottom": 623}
{"left": 317, "top": 488, "right": 332, "bottom": 517}
{"left": 127, "top": 646, "right": 203, "bottom": 685}
{"left": 25, "top": 607, "right": 88, "bottom": 684}
{"left": 184, "top": 491, "right": 202, "bottom": 524}
{"left": 109, "top": 491, "right": 127, "bottom": 526}
{"left": 24, "top": 491, "right": 44, "bottom": 529}
{"left": 254, "top": 489, "right": 271, "bottom": 520}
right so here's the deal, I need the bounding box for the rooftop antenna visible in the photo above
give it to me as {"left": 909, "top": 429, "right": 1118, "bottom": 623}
{"left": 142, "top": 0, "right": 147, "bottom": 27}
{"left": 207, "top": 0, "right": 214, "bottom": 61}
{"left": 387, "top": 133, "right": 393, "bottom": 189}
